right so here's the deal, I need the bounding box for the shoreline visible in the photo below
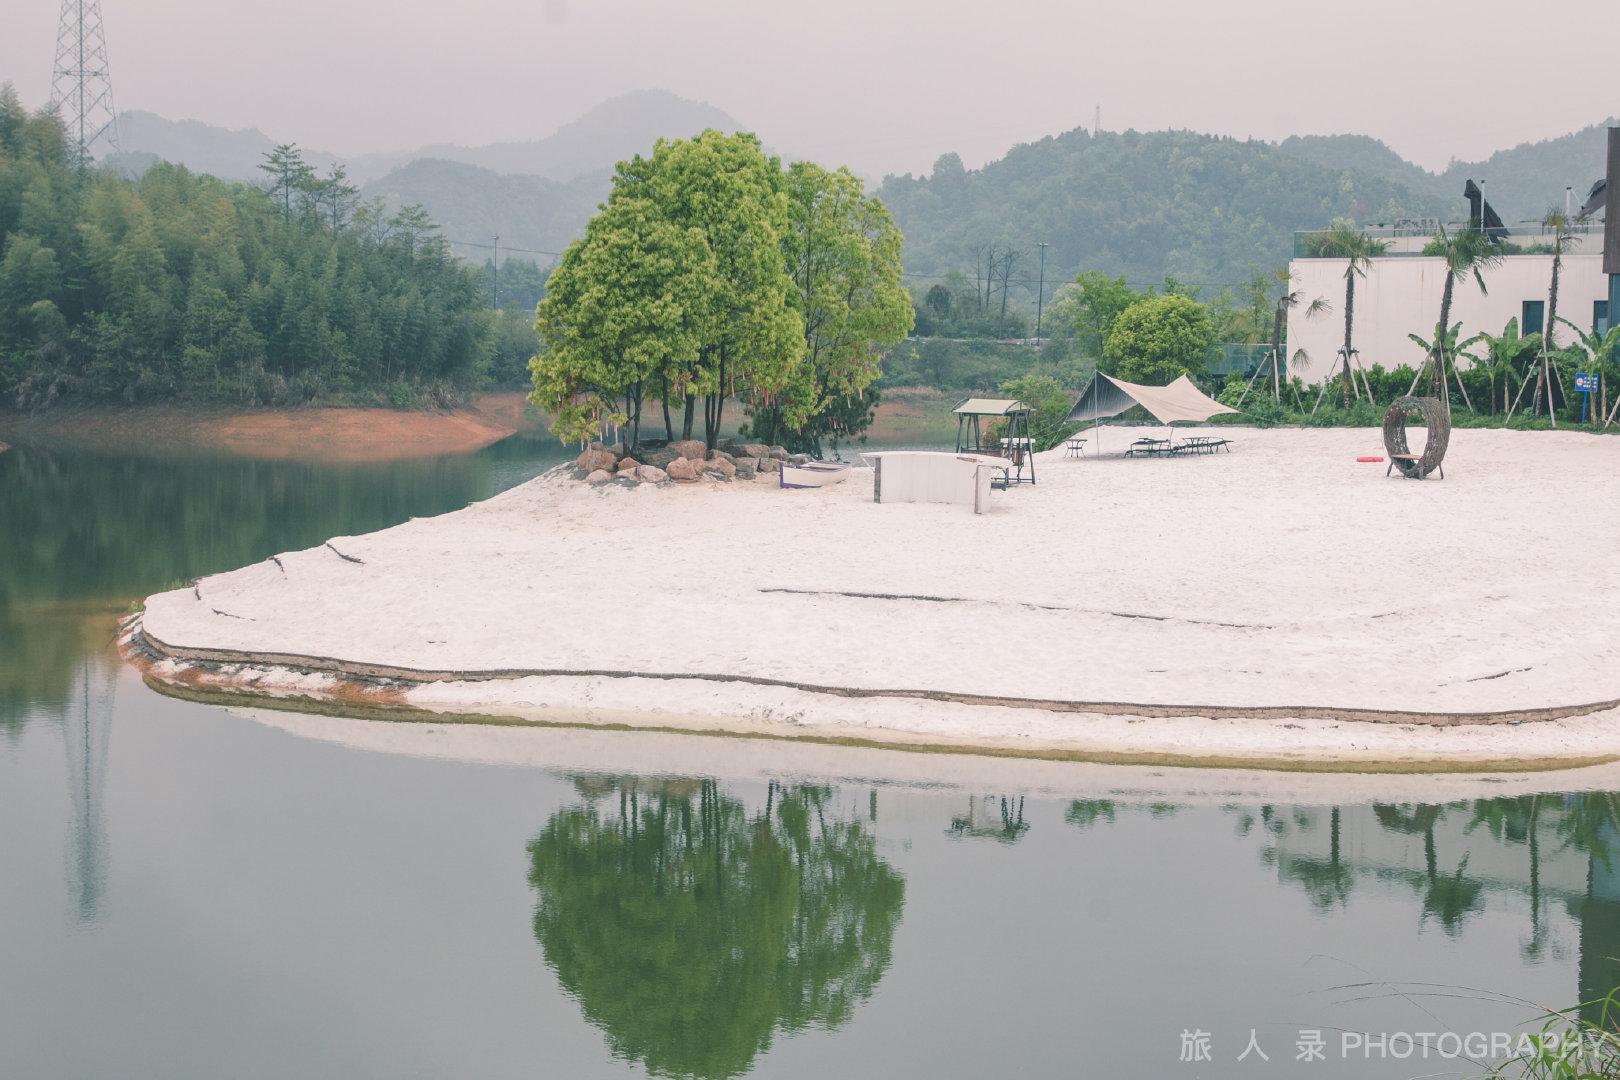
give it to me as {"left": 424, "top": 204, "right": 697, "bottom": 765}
{"left": 0, "top": 392, "right": 540, "bottom": 462}
{"left": 126, "top": 426, "right": 1620, "bottom": 774}
{"left": 123, "top": 616, "right": 1620, "bottom": 775}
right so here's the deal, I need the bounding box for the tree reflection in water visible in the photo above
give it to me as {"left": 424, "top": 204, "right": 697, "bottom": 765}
{"left": 526, "top": 777, "right": 905, "bottom": 1079}
{"left": 1064, "top": 793, "right": 1620, "bottom": 1027}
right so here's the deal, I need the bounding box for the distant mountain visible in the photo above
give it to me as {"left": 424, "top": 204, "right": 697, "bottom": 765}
{"left": 350, "top": 90, "right": 743, "bottom": 182}
{"left": 877, "top": 128, "right": 1451, "bottom": 288}
{"left": 1278, "top": 122, "right": 1618, "bottom": 221}
{"left": 103, "top": 109, "right": 342, "bottom": 183}
{"left": 359, "top": 159, "right": 605, "bottom": 257}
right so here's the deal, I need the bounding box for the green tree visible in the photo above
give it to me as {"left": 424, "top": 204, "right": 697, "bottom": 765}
{"left": 997, "top": 372, "right": 1074, "bottom": 451}
{"left": 256, "top": 143, "right": 314, "bottom": 221}
{"left": 747, "top": 161, "right": 913, "bottom": 453}
{"left": 531, "top": 193, "right": 716, "bottom": 446}
{"left": 1101, "top": 293, "right": 1214, "bottom": 384}
{"left": 1062, "top": 271, "right": 1141, "bottom": 357}
{"left": 616, "top": 131, "right": 804, "bottom": 448}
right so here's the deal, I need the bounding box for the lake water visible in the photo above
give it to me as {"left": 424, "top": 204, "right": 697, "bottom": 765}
{"left": 2, "top": 434, "right": 1617, "bottom": 1079}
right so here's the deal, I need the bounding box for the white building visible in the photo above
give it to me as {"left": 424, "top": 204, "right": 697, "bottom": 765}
{"left": 1287, "top": 224, "right": 1612, "bottom": 386}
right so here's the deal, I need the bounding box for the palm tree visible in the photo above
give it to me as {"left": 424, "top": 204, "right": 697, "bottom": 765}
{"left": 1461, "top": 318, "right": 1541, "bottom": 415}
{"left": 1410, "top": 226, "right": 1504, "bottom": 411}
{"left": 1308, "top": 222, "right": 1391, "bottom": 405}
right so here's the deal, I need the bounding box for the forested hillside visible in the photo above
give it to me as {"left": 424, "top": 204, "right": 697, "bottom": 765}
{"left": 1279, "top": 120, "right": 1617, "bottom": 221}
{"left": 877, "top": 127, "right": 1446, "bottom": 289}
{"left": 0, "top": 88, "right": 495, "bottom": 408}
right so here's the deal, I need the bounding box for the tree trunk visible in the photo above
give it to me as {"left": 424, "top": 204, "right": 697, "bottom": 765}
{"left": 1341, "top": 271, "right": 1357, "bottom": 406}
{"left": 1433, "top": 272, "right": 1456, "bottom": 406}
{"left": 682, "top": 394, "right": 695, "bottom": 440}
{"left": 661, "top": 373, "right": 674, "bottom": 442}
{"left": 1270, "top": 303, "right": 1285, "bottom": 402}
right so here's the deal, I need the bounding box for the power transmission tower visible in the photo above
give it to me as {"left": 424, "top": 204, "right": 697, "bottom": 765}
{"left": 50, "top": 0, "right": 121, "bottom": 164}
{"left": 1035, "top": 241, "right": 1048, "bottom": 342}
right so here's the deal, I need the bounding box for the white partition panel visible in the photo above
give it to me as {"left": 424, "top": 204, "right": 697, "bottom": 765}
{"left": 864, "top": 452, "right": 1005, "bottom": 515}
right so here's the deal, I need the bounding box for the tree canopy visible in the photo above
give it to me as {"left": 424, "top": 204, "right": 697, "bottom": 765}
{"left": 531, "top": 131, "right": 913, "bottom": 451}
{"left": 1101, "top": 293, "right": 1215, "bottom": 384}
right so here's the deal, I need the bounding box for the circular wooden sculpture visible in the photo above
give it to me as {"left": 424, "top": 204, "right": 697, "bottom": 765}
{"left": 1382, "top": 396, "right": 1450, "bottom": 479}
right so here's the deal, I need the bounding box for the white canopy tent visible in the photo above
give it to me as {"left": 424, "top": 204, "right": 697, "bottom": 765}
{"left": 1064, "top": 373, "right": 1238, "bottom": 427}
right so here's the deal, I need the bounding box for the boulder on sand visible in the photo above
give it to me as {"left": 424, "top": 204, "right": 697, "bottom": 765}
{"left": 644, "top": 446, "right": 680, "bottom": 469}
{"left": 704, "top": 457, "right": 737, "bottom": 479}
{"left": 585, "top": 469, "right": 614, "bottom": 485}
{"left": 635, "top": 464, "right": 669, "bottom": 484}
{"left": 576, "top": 448, "right": 618, "bottom": 473}
{"left": 734, "top": 443, "right": 772, "bottom": 459}
{"left": 664, "top": 456, "right": 699, "bottom": 481}
{"left": 669, "top": 439, "right": 707, "bottom": 461}
{"left": 616, "top": 457, "right": 641, "bottom": 473}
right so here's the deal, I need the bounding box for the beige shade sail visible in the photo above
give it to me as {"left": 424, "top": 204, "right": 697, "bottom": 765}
{"left": 1065, "top": 373, "right": 1238, "bottom": 426}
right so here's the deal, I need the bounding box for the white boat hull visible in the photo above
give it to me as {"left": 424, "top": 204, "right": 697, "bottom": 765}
{"left": 779, "top": 462, "right": 851, "bottom": 489}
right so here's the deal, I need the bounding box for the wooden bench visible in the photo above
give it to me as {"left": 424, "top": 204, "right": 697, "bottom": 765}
{"left": 1386, "top": 453, "right": 1443, "bottom": 480}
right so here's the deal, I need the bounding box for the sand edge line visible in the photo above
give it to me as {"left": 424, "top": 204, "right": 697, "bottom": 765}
{"left": 127, "top": 618, "right": 1620, "bottom": 728}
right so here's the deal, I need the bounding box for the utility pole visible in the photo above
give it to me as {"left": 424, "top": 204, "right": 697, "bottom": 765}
{"left": 491, "top": 235, "right": 499, "bottom": 308}
{"left": 50, "top": 0, "right": 121, "bottom": 165}
{"left": 1093, "top": 104, "right": 1101, "bottom": 136}
{"left": 1035, "top": 241, "right": 1049, "bottom": 343}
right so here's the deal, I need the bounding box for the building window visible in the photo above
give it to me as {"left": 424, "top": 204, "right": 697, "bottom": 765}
{"left": 1598, "top": 300, "right": 1611, "bottom": 335}
{"left": 1521, "top": 300, "right": 1545, "bottom": 335}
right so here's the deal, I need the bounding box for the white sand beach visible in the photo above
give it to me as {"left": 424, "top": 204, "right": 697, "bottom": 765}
{"left": 133, "top": 426, "right": 1620, "bottom": 768}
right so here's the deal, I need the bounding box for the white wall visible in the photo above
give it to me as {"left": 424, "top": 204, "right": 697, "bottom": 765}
{"left": 1286, "top": 253, "right": 1609, "bottom": 385}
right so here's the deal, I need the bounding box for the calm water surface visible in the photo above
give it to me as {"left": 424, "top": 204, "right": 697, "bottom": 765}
{"left": 1, "top": 435, "right": 1618, "bottom": 1079}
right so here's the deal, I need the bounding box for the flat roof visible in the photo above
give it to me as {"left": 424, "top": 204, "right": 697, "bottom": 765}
{"left": 953, "top": 398, "right": 1029, "bottom": 416}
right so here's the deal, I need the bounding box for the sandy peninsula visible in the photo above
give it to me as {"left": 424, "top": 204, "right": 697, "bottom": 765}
{"left": 129, "top": 425, "right": 1620, "bottom": 770}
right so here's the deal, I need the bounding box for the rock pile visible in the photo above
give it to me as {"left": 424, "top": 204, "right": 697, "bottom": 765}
{"left": 572, "top": 439, "right": 793, "bottom": 487}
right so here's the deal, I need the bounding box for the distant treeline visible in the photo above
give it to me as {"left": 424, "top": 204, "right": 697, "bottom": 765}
{"left": 0, "top": 86, "right": 533, "bottom": 410}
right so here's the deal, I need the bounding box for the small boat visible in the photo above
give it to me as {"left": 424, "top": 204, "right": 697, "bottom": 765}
{"left": 779, "top": 460, "right": 852, "bottom": 489}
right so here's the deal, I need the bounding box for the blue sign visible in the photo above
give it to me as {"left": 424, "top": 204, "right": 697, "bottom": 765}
{"left": 1575, "top": 373, "right": 1597, "bottom": 393}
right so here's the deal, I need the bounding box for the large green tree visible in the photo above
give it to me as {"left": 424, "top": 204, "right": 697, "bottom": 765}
{"left": 1101, "top": 293, "right": 1214, "bottom": 384}
{"left": 616, "top": 131, "right": 804, "bottom": 449}
{"left": 531, "top": 193, "right": 716, "bottom": 445}
{"left": 747, "top": 161, "right": 913, "bottom": 452}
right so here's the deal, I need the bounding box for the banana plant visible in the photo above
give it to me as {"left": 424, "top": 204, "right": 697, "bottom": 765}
{"left": 1556, "top": 316, "right": 1620, "bottom": 426}
{"left": 1408, "top": 321, "right": 1473, "bottom": 409}
{"left": 1461, "top": 317, "right": 1542, "bottom": 414}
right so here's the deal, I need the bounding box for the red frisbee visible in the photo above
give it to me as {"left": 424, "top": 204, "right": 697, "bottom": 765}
{"left": 1356, "top": 455, "right": 1384, "bottom": 463}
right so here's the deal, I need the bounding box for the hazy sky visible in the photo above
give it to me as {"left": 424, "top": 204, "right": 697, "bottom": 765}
{"left": 5, "top": 0, "right": 1617, "bottom": 177}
